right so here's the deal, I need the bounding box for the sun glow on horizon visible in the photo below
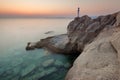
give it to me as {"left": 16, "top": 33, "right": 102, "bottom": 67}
{"left": 0, "top": 0, "right": 120, "bottom": 17}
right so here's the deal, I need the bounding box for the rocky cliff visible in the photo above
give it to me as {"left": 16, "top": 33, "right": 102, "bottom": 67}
{"left": 26, "top": 11, "right": 120, "bottom": 80}
{"left": 65, "top": 27, "right": 120, "bottom": 80}
{"left": 67, "top": 13, "right": 117, "bottom": 52}
{"left": 66, "top": 12, "right": 120, "bottom": 80}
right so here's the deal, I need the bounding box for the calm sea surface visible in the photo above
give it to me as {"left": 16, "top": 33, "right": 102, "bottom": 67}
{"left": 0, "top": 18, "right": 77, "bottom": 80}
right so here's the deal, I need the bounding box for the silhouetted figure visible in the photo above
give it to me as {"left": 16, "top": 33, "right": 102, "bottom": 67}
{"left": 77, "top": 7, "right": 80, "bottom": 17}
{"left": 75, "top": 7, "right": 80, "bottom": 20}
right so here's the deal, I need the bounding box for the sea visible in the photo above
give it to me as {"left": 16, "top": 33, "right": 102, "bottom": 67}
{"left": 0, "top": 18, "right": 78, "bottom": 80}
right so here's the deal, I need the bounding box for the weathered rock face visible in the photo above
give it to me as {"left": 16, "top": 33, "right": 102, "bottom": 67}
{"left": 65, "top": 27, "right": 120, "bottom": 80}
{"left": 114, "top": 11, "right": 120, "bottom": 27}
{"left": 67, "top": 12, "right": 118, "bottom": 52}
{"left": 65, "top": 11, "right": 120, "bottom": 80}
{"left": 26, "top": 34, "right": 73, "bottom": 54}
{"left": 111, "top": 29, "right": 120, "bottom": 64}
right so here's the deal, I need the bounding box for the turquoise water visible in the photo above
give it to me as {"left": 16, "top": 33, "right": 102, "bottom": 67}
{"left": 0, "top": 18, "right": 77, "bottom": 80}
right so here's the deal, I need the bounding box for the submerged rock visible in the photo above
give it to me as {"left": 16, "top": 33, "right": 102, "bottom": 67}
{"left": 42, "top": 59, "right": 54, "bottom": 67}
{"left": 21, "top": 64, "right": 36, "bottom": 76}
{"left": 54, "top": 60, "right": 63, "bottom": 66}
{"left": 44, "top": 31, "right": 54, "bottom": 34}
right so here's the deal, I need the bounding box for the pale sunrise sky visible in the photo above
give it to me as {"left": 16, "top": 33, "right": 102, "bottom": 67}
{"left": 0, "top": 0, "right": 120, "bottom": 17}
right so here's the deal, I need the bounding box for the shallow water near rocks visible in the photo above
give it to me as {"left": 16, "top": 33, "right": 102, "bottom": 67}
{"left": 0, "top": 18, "right": 78, "bottom": 80}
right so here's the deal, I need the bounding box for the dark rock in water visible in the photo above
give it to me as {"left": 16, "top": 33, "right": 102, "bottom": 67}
{"left": 45, "top": 31, "right": 54, "bottom": 34}
{"left": 26, "top": 34, "right": 72, "bottom": 54}
{"left": 26, "top": 42, "right": 36, "bottom": 50}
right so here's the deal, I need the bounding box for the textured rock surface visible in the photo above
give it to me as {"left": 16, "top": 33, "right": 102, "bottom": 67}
{"left": 111, "top": 29, "right": 120, "bottom": 63}
{"left": 65, "top": 27, "right": 120, "bottom": 80}
{"left": 26, "top": 34, "right": 70, "bottom": 54}
{"left": 114, "top": 11, "right": 120, "bottom": 27}
{"left": 67, "top": 13, "right": 117, "bottom": 52}
{"left": 65, "top": 11, "right": 120, "bottom": 80}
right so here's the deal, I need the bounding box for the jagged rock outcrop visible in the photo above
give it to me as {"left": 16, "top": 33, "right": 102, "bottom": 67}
{"left": 67, "top": 13, "right": 117, "bottom": 52}
{"left": 26, "top": 12, "right": 119, "bottom": 55}
{"left": 65, "top": 12, "right": 120, "bottom": 80}
{"left": 26, "top": 34, "right": 72, "bottom": 54}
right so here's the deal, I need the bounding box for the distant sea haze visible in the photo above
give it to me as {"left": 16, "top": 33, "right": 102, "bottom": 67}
{"left": 0, "top": 18, "right": 73, "bottom": 56}
{"left": 0, "top": 14, "right": 96, "bottom": 19}
{"left": 0, "top": 13, "right": 74, "bottom": 18}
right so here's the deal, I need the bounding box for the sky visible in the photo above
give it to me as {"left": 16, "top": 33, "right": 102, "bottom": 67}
{"left": 0, "top": 0, "right": 120, "bottom": 18}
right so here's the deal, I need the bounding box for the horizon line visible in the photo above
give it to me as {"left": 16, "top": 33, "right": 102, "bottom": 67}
{"left": 0, "top": 16, "right": 75, "bottom": 19}
{"left": 0, "top": 15, "right": 97, "bottom": 19}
